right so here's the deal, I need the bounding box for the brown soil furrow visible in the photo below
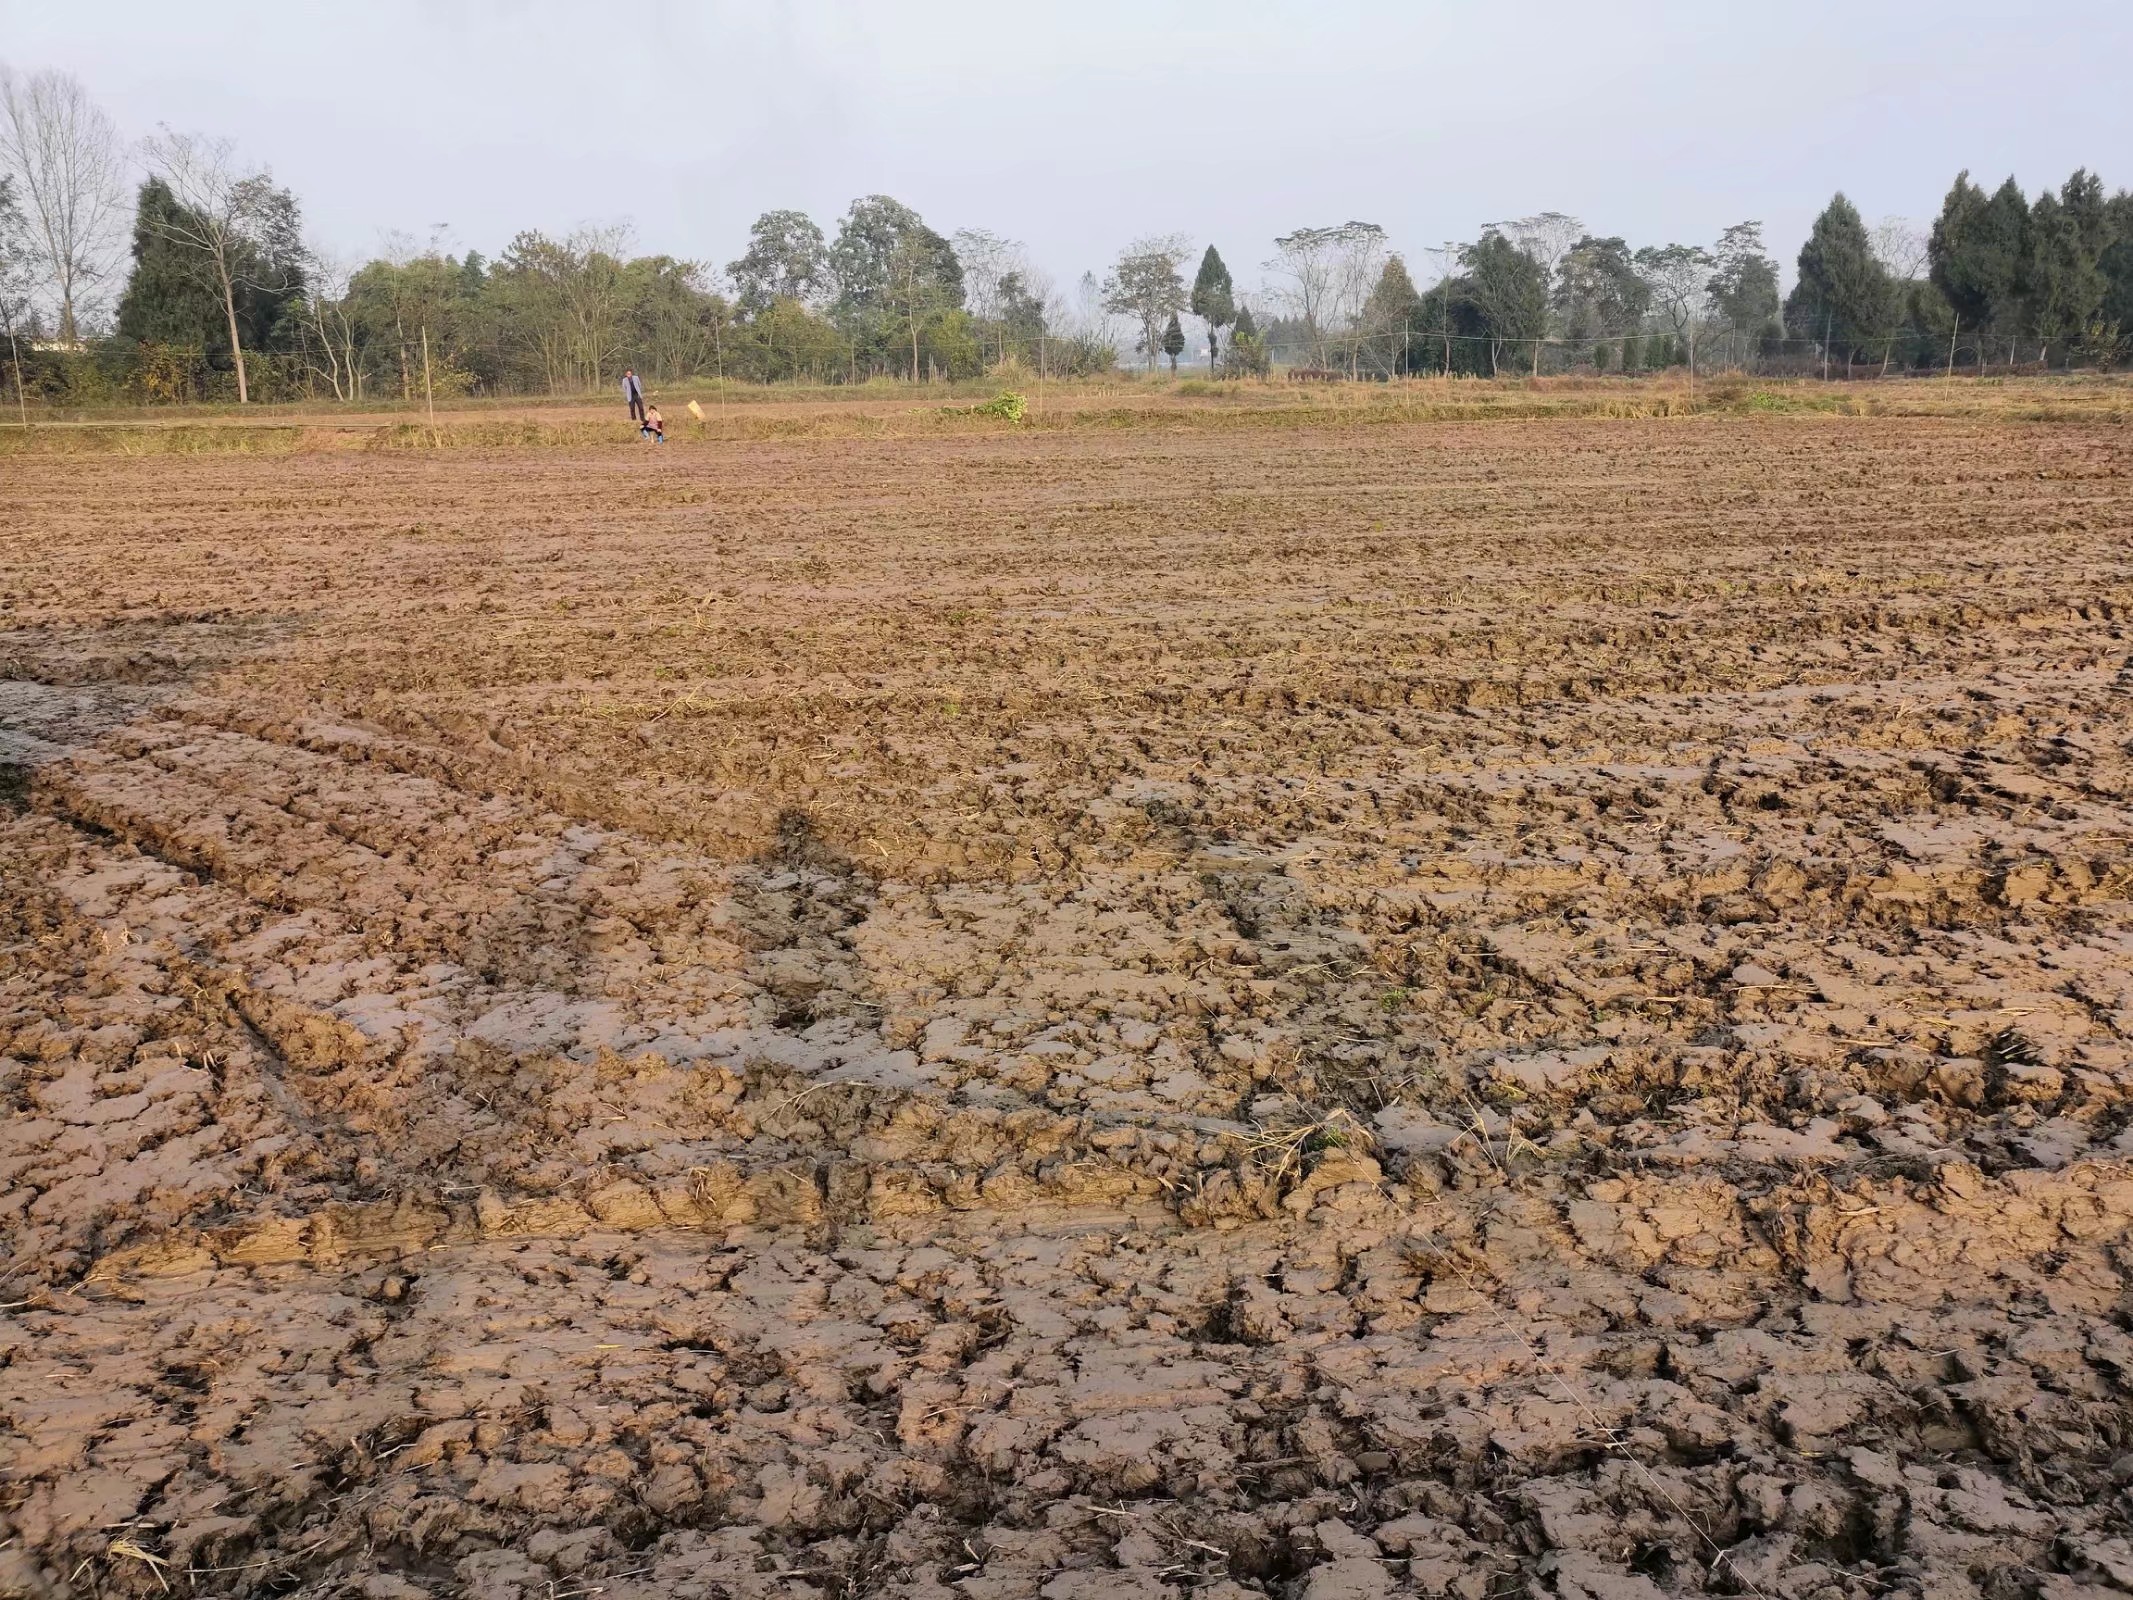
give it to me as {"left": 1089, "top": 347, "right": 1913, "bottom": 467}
{"left": 8, "top": 412, "right": 2133, "bottom": 1598}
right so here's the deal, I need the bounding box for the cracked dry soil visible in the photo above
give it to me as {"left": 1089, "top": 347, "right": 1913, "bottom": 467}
{"left": 5, "top": 414, "right": 2133, "bottom": 1600}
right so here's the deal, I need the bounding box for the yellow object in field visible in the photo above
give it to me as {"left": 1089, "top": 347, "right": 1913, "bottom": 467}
{"left": 687, "top": 400, "right": 705, "bottom": 422}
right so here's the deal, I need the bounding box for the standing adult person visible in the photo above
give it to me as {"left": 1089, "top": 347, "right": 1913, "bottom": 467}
{"left": 622, "top": 367, "right": 645, "bottom": 426}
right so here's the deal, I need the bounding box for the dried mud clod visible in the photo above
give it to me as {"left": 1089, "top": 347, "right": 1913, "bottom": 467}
{"left": 5, "top": 416, "right": 2133, "bottom": 1597}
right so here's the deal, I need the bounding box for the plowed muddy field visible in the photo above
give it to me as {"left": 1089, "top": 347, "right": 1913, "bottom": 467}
{"left": 5, "top": 413, "right": 2133, "bottom": 1599}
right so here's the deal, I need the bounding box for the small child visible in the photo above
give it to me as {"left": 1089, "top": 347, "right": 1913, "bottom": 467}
{"left": 641, "top": 403, "right": 664, "bottom": 443}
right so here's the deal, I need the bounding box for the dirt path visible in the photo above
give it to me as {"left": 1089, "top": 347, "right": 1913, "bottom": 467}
{"left": 5, "top": 417, "right": 2133, "bottom": 1598}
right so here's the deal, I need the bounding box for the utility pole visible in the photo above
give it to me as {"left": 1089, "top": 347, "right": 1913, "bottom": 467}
{"left": 1441, "top": 240, "right": 1454, "bottom": 386}
{"left": 1947, "top": 314, "right": 1958, "bottom": 383}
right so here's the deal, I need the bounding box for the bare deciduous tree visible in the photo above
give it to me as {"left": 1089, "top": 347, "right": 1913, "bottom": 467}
{"left": 1869, "top": 217, "right": 1930, "bottom": 373}
{"left": 300, "top": 244, "right": 362, "bottom": 401}
{"left": 0, "top": 66, "right": 126, "bottom": 343}
{"left": 1329, "top": 224, "right": 1388, "bottom": 376}
{"left": 1065, "top": 267, "right": 1129, "bottom": 369}
{"left": 1634, "top": 243, "right": 1715, "bottom": 374}
{"left": 1491, "top": 212, "right": 1585, "bottom": 373}
{"left": 951, "top": 228, "right": 1015, "bottom": 322}
{"left": 1266, "top": 227, "right": 1338, "bottom": 365}
{"left": 1267, "top": 222, "right": 1385, "bottom": 368}
{"left": 954, "top": 227, "right": 1038, "bottom": 362}
{"left": 1871, "top": 216, "right": 1929, "bottom": 284}
{"left": 1493, "top": 212, "right": 1585, "bottom": 291}
{"left": 139, "top": 128, "right": 301, "bottom": 404}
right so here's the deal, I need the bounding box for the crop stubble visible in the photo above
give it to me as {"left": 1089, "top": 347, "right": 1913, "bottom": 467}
{"left": 4, "top": 414, "right": 2133, "bottom": 1597}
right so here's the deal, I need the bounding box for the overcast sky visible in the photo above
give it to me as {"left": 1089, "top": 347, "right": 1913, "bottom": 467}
{"left": 6, "top": 0, "right": 2129, "bottom": 302}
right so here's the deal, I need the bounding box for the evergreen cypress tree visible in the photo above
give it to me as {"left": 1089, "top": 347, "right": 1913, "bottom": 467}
{"left": 1361, "top": 256, "right": 1426, "bottom": 373}
{"left": 113, "top": 173, "right": 305, "bottom": 386}
{"left": 1930, "top": 173, "right": 2029, "bottom": 339}
{"left": 1786, "top": 193, "right": 1894, "bottom": 362}
{"left": 1189, "top": 245, "right": 1235, "bottom": 371}
{"left": 1161, "top": 311, "right": 1185, "bottom": 373}
{"left": 114, "top": 179, "right": 227, "bottom": 353}
{"left": 2061, "top": 169, "right": 2110, "bottom": 260}
{"left": 2101, "top": 191, "right": 2133, "bottom": 343}
{"left": 2024, "top": 171, "right": 2109, "bottom": 354}
{"left": 1225, "top": 305, "right": 1269, "bottom": 377}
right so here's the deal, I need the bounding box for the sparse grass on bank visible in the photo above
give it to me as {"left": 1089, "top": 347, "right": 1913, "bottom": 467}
{"left": 2, "top": 373, "right": 2126, "bottom": 454}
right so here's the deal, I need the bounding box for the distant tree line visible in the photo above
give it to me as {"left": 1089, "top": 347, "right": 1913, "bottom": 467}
{"left": 1235, "top": 173, "right": 2133, "bottom": 380}
{"left": 20, "top": 181, "right": 1119, "bottom": 404}
{"left": 3, "top": 62, "right": 2132, "bottom": 404}
{"left": 0, "top": 64, "right": 1124, "bottom": 405}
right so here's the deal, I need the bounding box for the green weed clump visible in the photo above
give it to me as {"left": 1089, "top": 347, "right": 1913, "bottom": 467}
{"left": 943, "top": 390, "right": 1027, "bottom": 422}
